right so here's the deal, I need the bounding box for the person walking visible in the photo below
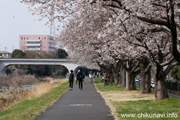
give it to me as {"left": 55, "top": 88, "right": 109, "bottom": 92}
{"left": 77, "top": 69, "right": 84, "bottom": 90}
{"left": 83, "top": 72, "right": 85, "bottom": 79}
{"left": 69, "top": 70, "right": 74, "bottom": 91}
{"left": 104, "top": 72, "right": 108, "bottom": 86}
{"left": 76, "top": 71, "right": 78, "bottom": 84}
{"left": 89, "top": 73, "right": 93, "bottom": 83}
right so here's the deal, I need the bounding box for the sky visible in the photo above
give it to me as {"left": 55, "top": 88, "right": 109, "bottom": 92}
{"left": 0, "top": 0, "right": 50, "bottom": 52}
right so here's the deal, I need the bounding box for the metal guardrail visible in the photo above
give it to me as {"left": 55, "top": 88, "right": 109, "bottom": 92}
{"left": 0, "top": 58, "right": 69, "bottom": 61}
{"left": 166, "top": 80, "right": 180, "bottom": 92}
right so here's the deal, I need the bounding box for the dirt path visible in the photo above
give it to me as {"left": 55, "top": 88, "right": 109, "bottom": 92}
{"left": 97, "top": 90, "right": 155, "bottom": 120}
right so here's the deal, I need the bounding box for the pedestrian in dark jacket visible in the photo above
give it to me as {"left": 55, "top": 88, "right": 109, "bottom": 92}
{"left": 69, "top": 70, "right": 74, "bottom": 90}
{"left": 77, "top": 69, "right": 84, "bottom": 90}
{"left": 76, "top": 72, "right": 78, "bottom": 84}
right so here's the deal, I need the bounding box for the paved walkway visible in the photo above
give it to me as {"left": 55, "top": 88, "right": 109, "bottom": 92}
{"left": 35, "top": 78, "right": 114, "bottom": 120}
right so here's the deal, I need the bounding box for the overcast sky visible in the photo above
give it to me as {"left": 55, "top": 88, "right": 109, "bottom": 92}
{"left": 0, "top": 0, "right": 50, "bottom": 52}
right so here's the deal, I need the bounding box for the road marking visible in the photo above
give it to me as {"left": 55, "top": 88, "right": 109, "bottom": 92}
{"left": 69, "top": 104, "right": 93, "bottom": 107}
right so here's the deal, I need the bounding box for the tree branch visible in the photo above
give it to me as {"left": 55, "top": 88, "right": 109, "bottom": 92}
{"left": 131, "top": 61, "right": 140, "bottom": 73}
{"left": 145, "top": 63, "right": 151, "bottom": 73}
{"left": 137, "top": 16, "right": 168, "bottom": 27}
{"left": 160, "top": 57, "right": 174, "bottom": 67}
{"left": 152, "top": 3, "right": 166, "bottom": 8}
{"left": 164, "top": 62, "right": 178, "bottom": 76}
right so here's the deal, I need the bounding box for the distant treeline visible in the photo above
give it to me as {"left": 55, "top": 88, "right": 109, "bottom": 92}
{"left": 11, "top": 48, "right": 68, "bottom": 59}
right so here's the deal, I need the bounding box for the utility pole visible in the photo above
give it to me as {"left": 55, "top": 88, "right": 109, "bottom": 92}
{"left": 49, "top": 5, "right": 56, "bottom": 53}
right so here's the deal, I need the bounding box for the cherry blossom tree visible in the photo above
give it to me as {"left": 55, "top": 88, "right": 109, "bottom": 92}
{"left": 88, "top": 1, "right": 178, "bottom": 98}
{"left": 94, "top": 0, "right": 180, "bottom": 63}
{"left": 21, "top": 0, "right": 148, "bottom": 91}
{"left": 129, "top": 27, "right": 177, "bottom": 99}
{"left": 89, "top": 0, "right": 179, "bottom": 99}
{"left": 59, "top": 7, "right": 144, "bottom": 90}
{"left": 100, "top": 4, "right": 177, "bottom": 98}
{"left": 21, "top": 0, "right": 180, "bottom": 99}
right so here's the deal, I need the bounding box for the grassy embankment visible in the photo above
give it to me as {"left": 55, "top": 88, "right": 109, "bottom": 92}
{"left": 95, "top": 78, "right": 180, "bottom": 120}
{"left": 0, "top": 79, "right": 69, "bottom": 120}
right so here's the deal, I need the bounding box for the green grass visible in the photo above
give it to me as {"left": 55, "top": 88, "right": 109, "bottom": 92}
{"left": 136, "top": 86, "right": 141, "bottom": 91}
{"left": 94, "top": 78, "right": 126, "bottom": 91}
{"left": 95, "top": 78, "right": 155, "bottom": 93}
{"left": 94, "top": 78, "right": 180, "bottom": 120}
{"left": 0, "top": 82, "right": 69, "bottom": 120}
{"left": 113, "top": 97, "right": 180, "bottom": 120}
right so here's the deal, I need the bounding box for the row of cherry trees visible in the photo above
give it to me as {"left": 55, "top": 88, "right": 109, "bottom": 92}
{"left": 22, "top": 0, "right": 180, "bottom": 99}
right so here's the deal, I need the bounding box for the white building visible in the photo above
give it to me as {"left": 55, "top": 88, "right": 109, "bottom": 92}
{"left": 0, "top": 51, "right": 11, "bottom": 58}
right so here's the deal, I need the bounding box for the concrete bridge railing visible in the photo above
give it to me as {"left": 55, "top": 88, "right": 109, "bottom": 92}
{"left": 0, "top": 59, "right": 79, "bottom": 76}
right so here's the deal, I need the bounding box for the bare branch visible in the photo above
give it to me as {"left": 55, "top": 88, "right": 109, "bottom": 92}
{"left": 105, "top": 4, "right": 121, "bottom": 9}
{"left": 160, "top": 57, "right": 174, "bottom": 67}
{"left": 145, "top": 63, "right": 151, "bottom": 73}
{"left": 152, "top": 3, "right": 166, "bottom": 8}
{"left": 137, "top": 16, "right": 168, "bottom": 27}
{"left": 131, "top": 61, "right": 140, "bottom": 73}
{"left": 164, "top": 62, "right": 178, "bottom": 76}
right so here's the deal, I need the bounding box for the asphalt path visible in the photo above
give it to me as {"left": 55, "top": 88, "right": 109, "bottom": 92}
{"left": 35, "top": 78, "right": 114, "bottom": 120}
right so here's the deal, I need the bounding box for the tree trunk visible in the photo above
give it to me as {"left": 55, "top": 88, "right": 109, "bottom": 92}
{"left": 128, "top": 71, "right": 136, "bottom": 90}
{"left": 144, "top": 70, "right": 151, "bottom": 93}
{"left": 140, "top": 60, "right": 151, "bottom": 94}
{"left": 108, "top": 71, "right": 114, "bottom": 85}
{"left": 169, "top": 1, "right": 180, "bottom": 64}
{"left": 121, "top": 68, "right": 126, "bottom": 87}
{"left": 113, "top": 71, "right": 118, "bottom": 84}
{"left": 119, "top": 68, "right": 122, "bottom": 85}
{"left": 141, "top": 70, "right": 146, "bottom": 93}
{"left": 117, "top": 72, "right": 121, "bottom": 85}
{"left": 155, "top": 79, "right": 169, "bottom": 99}
{"left": 155, "top": 66, "right": 169, "bottom": 99}
{"left": 114, "top": 69, "right": 121, "bottom": 85}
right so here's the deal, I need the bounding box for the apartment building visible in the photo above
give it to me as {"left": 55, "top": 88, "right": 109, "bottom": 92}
{"left": 19, "top": 35, "right": 55, "bottom": 52}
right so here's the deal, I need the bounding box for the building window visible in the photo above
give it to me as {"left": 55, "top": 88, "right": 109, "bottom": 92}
{"left": 44, "top": 46, "right": 46, "bottom": 48}
{"left": 27, "top": 37, "right": 28, "bottom": 40}
{"left": 44, "top": 37, "right": 46, "bottom": 39}
{"left": 27, "top": 41, "right": 40, "bottom": 44}
{"left": 21, "top": 37, "right": 23, "bottom": 40}
{"left": 24, "top": 37, "right": 25, "bottom": 40}
{"left": 39, "top": 37, "right": 40, "bottom": 39}
{"left": 27, "top": 46, "right": 40, "bottom": 48}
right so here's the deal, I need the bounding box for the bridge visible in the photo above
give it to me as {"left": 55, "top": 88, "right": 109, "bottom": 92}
{"left": 0, "top": 59, "right": 80, "bottom": 76}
